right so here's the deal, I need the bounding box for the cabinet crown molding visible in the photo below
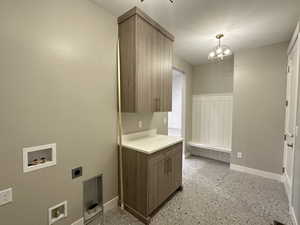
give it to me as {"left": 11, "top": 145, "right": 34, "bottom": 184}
{"left": 118, "top": 7, "right": 175, "bottom": 42}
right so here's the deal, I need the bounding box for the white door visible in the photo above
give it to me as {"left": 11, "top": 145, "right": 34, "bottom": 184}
{"left": 284, "top": 37, "right": 299, "bottom": 201}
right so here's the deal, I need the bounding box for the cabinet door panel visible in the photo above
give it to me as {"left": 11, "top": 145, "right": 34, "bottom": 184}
{"left": 158, "top": 158, "right": 170, "bottom": 203}
{"left": 151, "top": 31, "right": 163, "bottom": 112}
{"left": 136, "top": 16, "right": 155, "bottom": 112}
{"left": 160, "top": 37, "right": 173, "bottom": 112}
{"left": 147, "top": 153, "right": 169, "bottom": 214}
{"left": 166, "top": 144, "right": 183, "bottom": 192}
{"left": 154, "top": 32, "right": 173, "bottom": 112}
{"left": 148, "top": 157, "right": 163, "bottom": 214}
{"left": 171, "top": 147, "right": 183, "bottom": 191}
{"left": 147, "top": 143, "right": 182, "bottom": 215}
{"left": 119, "top": 17, "right": 136, "bottom": 112}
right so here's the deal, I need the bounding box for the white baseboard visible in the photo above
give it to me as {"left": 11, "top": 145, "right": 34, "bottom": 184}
{"left": 283, "top": 172, "right": 292, "bottom": 203}
{"left": 71, "top": 218, "right": 84, "bottom": 225}
{"left": 184, "top": 152, "right": 191, "bottom": 159}
{"left": 104, "top": 196, "right": 119, "bottom": 213}
{"left": 290, "top": 205, "right": 299, "bottom": 225}
{"left": 230, "top": 164, "right": 283, "bottom": 182}
{"left": 70, "top": 196, "right": 119, "bottom": 225}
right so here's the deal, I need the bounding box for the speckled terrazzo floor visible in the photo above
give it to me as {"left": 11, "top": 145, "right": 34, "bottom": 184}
{"left": 104, "top": 156, "right": 292, "bottom": 225}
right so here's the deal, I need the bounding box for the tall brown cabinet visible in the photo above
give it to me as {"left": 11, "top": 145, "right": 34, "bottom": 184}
{"left": 118, "top": 7, "right": 174, "bottom": 112}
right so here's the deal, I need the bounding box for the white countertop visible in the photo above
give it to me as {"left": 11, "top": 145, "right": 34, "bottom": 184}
{"left": 121, "top": 129, "right": 183, "bottom": 154}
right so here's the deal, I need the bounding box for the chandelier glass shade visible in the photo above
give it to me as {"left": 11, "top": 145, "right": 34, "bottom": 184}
{"left": 208, "top": 34, "right": 233, "bottom": 62}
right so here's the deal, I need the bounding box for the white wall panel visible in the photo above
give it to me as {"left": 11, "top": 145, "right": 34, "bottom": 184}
{"left": 192, "top": 94, "right": 233, "bottom": 149}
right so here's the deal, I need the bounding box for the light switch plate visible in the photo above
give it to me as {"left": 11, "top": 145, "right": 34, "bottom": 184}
{"left": 237, "top": 152, "right": 243, "bottom": 159}
{"left": 0, "top": 188, "right": 13, "bottom": 206}
{"left": 138, "top": 121, "right": 143, "bottom": 128}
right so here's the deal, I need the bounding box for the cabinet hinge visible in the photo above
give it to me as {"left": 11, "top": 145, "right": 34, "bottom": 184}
{"left": 286, "top": 100, "right": 289, "bottom": 107}
{"left": 284, "top": 134, "right": 287, "bottom": 141}
{"left": 287, "top": 65, "right": 290, "bottom": 73}
{"left": 282, "top": 167, "right": 285, "bottom": 174}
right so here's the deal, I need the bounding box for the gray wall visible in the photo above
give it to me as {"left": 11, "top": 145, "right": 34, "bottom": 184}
{"left": 192, "top": 57, "right": 234, "bottom": 94}
{"left": 231, "top": 42, "right": 288, "bottom": 174}
{"left": 0, "top": 1, "right": 118, "bottom": 225}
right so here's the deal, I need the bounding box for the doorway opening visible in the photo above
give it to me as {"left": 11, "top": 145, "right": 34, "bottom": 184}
{"left": 168, "top": 68, "right": 186, "bottom": 138}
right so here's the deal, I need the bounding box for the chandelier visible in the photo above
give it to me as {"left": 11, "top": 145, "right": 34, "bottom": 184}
{"left": 208, "top": 34, "right": 232, "bottom": 62}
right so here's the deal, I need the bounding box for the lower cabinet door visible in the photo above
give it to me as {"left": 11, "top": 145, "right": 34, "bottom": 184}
{"left": 147, "top": 143, "right": 183, "bottom": 215}
{"left": 158, "top": 158, "right": 171, "bottom": 203}
{"left": 170, "top": 147, "right": 183, "bottom": 191}
{"left": 148, "top": 155, "right": 165, "bottom": 214}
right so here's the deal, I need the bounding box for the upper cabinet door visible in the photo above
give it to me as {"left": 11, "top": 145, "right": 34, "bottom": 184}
{"left": 119, "top": 16, "right": 136, "bottom": 112}
{"left": 118, "top": 7, "right": 174, "bottom": 113}
{"left": 135, "top": 16, "right": 156, "bottom": 112}
{"left": 160, "top": 33, "right": 173, "bottom": 112}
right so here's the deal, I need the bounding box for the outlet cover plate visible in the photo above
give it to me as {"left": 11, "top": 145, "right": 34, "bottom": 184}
{"left": 49, "top": 201, "right": 67, "bottom": 225}
{"left": 0, "top": 188, "right": 12, "bottom": 206}
{"left": 237, "top": 152, "right": 243, "bottom": 159}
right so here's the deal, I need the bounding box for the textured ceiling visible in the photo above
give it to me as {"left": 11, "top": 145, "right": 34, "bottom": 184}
{"left": 93, "top": 0, "right": 300, "bottom": 65}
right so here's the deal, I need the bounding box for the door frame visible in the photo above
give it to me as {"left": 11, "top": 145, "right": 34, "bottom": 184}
{"left": 171, "top": 67, "right": 187, "bottom": 153}
{"left": 284, "top": 23, "right": 300, "bottom": 203}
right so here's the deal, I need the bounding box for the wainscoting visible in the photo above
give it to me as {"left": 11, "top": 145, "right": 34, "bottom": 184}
{"left": 192, "top": 94, "right": 232, "bottom": 150}
{"left": 190, "top": 94, "right": 232, "bottom": 161}
{"left": 189, "top": 146, "right": 230, "bottom": 163}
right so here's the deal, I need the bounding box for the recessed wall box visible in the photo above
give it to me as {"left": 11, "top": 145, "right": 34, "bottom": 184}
{"left": 83, "top": 175, "right": 103, "bottom": 224}
{"left": 23, "top": 143, "right": 56, "bottom": 173}
{"left": 48, "top": 201, "right": 67, "bottom": 225}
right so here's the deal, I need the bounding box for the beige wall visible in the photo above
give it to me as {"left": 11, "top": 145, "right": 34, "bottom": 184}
{"left": 231, "top": 42, "right": 288, "bottom": 174}
{"left": 0, "top": 1, "right": 118, "bottom": 225}
{"left": 192, "top": 57, "right": 234, "bottom": 94}
{"left": 122, "top": 113, "right": 168, "bottom": 135}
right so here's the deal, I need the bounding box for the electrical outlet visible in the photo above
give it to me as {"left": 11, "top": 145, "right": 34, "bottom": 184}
{"left": 0, "top": 188, "right": 12, "bottom": 206}
{"left": 72, "top": 167, "right": 82, "bottom": 179}
{"left": 138, "top": 121, "right": 143, "bottom": 128}
{"left": 237, "top": 152, "right": 243, "bottom": 159}
{"left": 49, "top": 201, "right": 67, "bottom": 225}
